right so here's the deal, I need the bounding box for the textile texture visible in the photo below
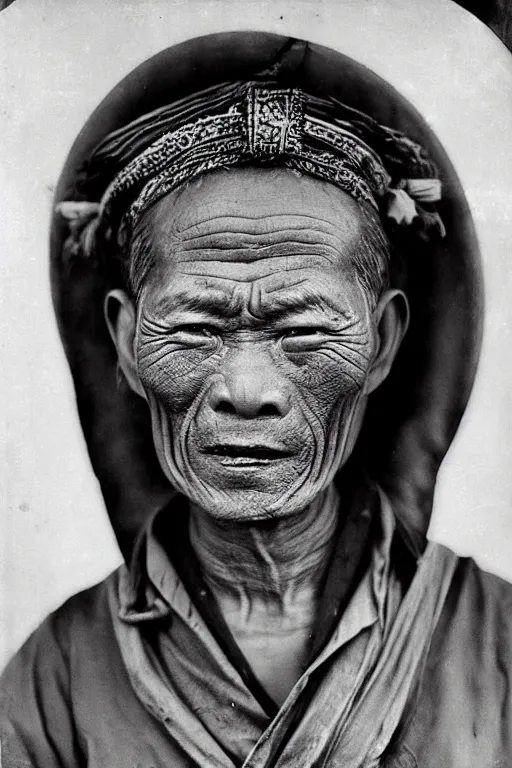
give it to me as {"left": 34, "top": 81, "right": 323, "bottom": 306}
{"left": 3, "top": 492, "right": 511, "bottom": 767}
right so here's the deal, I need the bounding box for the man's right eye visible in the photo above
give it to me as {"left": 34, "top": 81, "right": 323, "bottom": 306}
{"left": 170, "top": 324, "right": 218, "bottom": 338}
{"left": 176, "top": 324, "right": 211, "bottom": 333}
{"left": 284, "top": 327, "right": 324, "bottom": 337}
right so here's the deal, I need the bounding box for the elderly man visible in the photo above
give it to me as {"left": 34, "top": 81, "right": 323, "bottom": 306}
{"left": 1, "top": 35, "right": 511, "bottom": 768}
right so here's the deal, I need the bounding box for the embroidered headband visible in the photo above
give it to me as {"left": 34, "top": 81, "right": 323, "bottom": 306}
{"left": 57, "top": 80, "right": 445, "bottom": 262}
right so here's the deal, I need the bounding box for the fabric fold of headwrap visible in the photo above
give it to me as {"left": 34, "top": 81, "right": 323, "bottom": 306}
{"left": 57, "top": 80, "right": 446, "bottom": 266}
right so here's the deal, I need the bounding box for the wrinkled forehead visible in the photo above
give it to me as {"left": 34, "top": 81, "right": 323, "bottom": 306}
{"left": 147, "top": 168, "right": 367, "bottom": 267}
{"left": 136, "top": 168, "right": 381, "bottom": 317}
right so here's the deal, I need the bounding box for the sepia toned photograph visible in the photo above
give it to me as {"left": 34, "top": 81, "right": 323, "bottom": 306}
{"left": 1, "top": 1, "right": 512, "bottom": 765}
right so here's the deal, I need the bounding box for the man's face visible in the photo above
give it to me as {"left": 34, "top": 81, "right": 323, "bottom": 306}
{"left": 112, "top": 169, "right": 403, "bottom": 521}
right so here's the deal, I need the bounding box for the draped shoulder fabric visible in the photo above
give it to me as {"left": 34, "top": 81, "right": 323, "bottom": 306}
{"left": 2, "top": 515, "right": 512, "bottom": 766}
{"left": 108, "top": 500, "right": 458, "bottom": 767}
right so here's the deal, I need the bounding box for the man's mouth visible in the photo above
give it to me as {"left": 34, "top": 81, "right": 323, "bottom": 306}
{"left": 203, "top": 444, "right": 293, "bottom": 467}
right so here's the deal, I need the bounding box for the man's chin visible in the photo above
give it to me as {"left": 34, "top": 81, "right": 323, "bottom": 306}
{"left": 181, "top": 477, "right": 318, "bottom": 523}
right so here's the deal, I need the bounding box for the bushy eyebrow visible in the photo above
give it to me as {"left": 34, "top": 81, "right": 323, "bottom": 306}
{"left": 152, "top": 290, "right": 242, "bottom": 318}
{"left": 262, "top": 291, "right": 345, "bottom": 319}
{"left": 151, "top": 286, "right": 348, "bottom": 321}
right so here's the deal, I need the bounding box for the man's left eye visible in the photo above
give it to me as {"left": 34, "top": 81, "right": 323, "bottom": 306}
{"left": 284, "top": 327, "right": 325, "bottom": 337}
{"left": 281, "top": 327, "right": 330, "bottom": 352}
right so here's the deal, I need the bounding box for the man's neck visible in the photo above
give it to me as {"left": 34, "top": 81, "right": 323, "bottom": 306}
{"left": 188, "top": 485, "right": 342, "bottom": 706}
{"left": 189, "top": 484, "right": 339, "bottom": 612}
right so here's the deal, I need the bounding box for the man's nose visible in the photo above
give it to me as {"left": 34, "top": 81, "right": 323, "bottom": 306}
{"left": 207, "top": 347, "right": 291, "bottom": 419}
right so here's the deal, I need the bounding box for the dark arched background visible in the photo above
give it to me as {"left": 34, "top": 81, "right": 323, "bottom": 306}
{"left": 50, "top": 32, "right": 483, "bottom": 560}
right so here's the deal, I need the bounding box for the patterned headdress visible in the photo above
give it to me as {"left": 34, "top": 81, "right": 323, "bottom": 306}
{"left": 58, "top": 80, "right": 445, "bottom": 264}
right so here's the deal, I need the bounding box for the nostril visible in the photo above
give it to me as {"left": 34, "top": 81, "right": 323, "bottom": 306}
{"left": 259, "top": 403, "right": 281, "bottom": 418}
{"left": 212, "top": 398, "right": 283, "bottom": 419}
{"left": 215, "top": 399, "right": 237, "bottom": 416}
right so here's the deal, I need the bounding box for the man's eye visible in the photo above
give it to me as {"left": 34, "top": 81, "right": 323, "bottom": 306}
{"left": 281, "top": 327, "right": 329, "bottom": 352}
{"left": 171, "top": 324, "right": 217, "bottom": 337}
{"left": 284, "top": 327, "right": 325, "bottom": 337}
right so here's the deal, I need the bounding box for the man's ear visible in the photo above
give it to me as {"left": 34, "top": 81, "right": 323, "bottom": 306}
{"left": 104, "top": 289, "right": 146, "bottom": 399}
{"left": 364, "top": 289, "right": 410, "bottom": 395}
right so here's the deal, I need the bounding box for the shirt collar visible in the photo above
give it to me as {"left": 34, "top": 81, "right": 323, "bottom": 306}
{"left": 119, "top": 484, "right": 397, "bottom": 652}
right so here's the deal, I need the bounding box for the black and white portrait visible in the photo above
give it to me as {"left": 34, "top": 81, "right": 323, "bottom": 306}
{"left": 1, "top": 2, "right": 512, "bottom": 766}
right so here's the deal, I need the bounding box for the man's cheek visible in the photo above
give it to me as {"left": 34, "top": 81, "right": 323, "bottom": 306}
{"left": 287, "top": 346, "right": 372, "bottom": 422}
{"left": 137, "top": 345, "right": 220, "bottom": 414}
